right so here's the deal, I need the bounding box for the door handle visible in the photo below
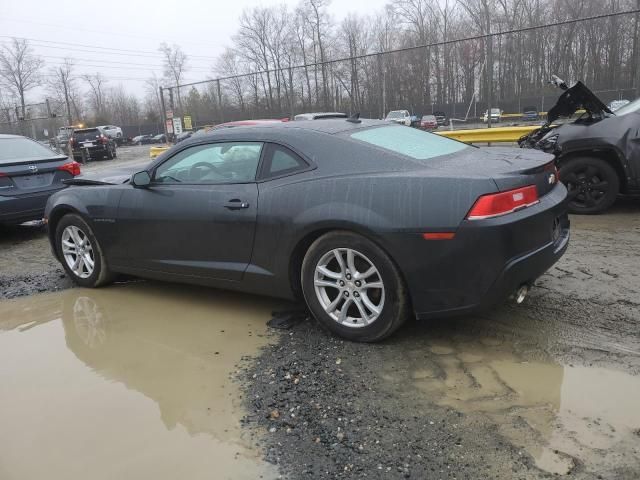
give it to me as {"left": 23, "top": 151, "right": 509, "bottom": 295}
{"left": 224, "top": 199, "right": 250, "bottom": 210}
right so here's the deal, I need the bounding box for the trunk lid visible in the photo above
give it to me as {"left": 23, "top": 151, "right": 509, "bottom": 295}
{"left": 0, "top": 157, "right": 74, "bottom": 197}
{"left": 72, "top": 128, "right": 104, "bottom": 148}
{"left": 428, "top": 146, "right": 558, "bottom": 197}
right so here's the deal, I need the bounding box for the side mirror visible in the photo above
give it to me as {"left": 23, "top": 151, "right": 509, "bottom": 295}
{"left": 131, "top": 171, "right": 151, "bottom": 188}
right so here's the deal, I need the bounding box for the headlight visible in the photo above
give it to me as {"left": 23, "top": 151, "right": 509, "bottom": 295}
{"left": 536, "top": 133, "right": 560, "bottom": 153}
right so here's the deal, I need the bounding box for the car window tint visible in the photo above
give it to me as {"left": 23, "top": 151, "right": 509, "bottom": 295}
{"left": 261, "top": 145, "right": 307, "bottom": 179}
{"left": 350, "top": 125, "right": 469, "bottom": 161}
{"left": 271, "top": 148, "right": 303, "bottom": 173}
{"left": 154, "top": 142, "right": 263, "bottom": 184}
{"left": 0, "top": 137, "right": 59, "bottom": 163}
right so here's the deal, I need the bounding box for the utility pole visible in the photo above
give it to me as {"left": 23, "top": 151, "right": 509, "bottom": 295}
{"left": 485, "top": 5, "right": 493, "bottom": 129}
{"left": 45, "top": 98, "right": 54, "bottom": 141}
{"left": 216, "top": 79, "right": 224, "bottom": 124}
{"left": 159, "top": 86, "right": 169, "bottom": 138}
{"left": 62, "top": 76, "right": 72, "bottom": 126}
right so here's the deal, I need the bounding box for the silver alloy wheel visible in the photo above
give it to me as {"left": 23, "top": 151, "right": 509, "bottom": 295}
{"left": 313, "top": 248, "right": 385, "bottom": 328}
{"left": 61, "top": 225, "right": 95, "bottom": 279}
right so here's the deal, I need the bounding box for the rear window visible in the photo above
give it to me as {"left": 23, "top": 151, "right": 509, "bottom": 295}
{"left": 74, "top": 129, "right": 101, "bottom": 141}
{"left": 0, "top": 137, "right": 60, "bottom": 163}
{"left": 350, "top": 126, "right": 470, "bottom": 161}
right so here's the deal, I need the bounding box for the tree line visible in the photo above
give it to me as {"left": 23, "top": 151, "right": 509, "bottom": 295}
{"left": 1, "top": 0, "right": 639, "bottom": 132}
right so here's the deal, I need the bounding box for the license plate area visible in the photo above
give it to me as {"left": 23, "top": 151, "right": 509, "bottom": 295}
{"left": 13, "top": 173, "right": 54, "bottom": 189}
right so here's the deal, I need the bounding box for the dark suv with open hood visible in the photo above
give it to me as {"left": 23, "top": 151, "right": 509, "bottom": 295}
{"left": 520, "top": 76, "right": 640, "bottom": 214}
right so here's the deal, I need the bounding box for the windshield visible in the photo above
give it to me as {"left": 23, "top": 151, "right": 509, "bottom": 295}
{"left": 386, "top": 111, "right": 404, "bottom": 119}
{"left": 0, "top": 137, "right": 61, "bottom": 163}
{"left": 350, "top": 125, "right": 470, "bottom": 161}
{"left": 612, "top": 98, "right": 640, "bottom": 116}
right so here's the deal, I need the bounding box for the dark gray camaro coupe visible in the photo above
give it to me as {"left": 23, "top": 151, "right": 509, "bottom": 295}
{"left": 45, "top": 119, "right": 570, "bottom": 342}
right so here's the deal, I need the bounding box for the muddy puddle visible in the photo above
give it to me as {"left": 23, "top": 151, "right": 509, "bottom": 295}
{"left": 0, "top": 283, "right": 286, "bottom": 480}
{"left": 388, "top": 333, "right": 640, "bottom": 476}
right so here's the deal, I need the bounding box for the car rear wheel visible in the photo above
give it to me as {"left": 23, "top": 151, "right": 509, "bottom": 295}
{"left": 301, "top": 231, "right": 409, "bottom": 342}
{"left": 560, "top": 157, "right": 619, "bottom": 214}
{"left": 55, "top": 214, "right": 114, "bottom": 288}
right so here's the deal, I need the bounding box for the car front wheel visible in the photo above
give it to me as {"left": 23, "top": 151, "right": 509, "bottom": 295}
{"left": 301, "top": 231, "right": 409, "bottom": 342}
{"left": 55, "top": 214, "right": 114, "bottom": 288}
{"left": 560, "top": 156, "right": 620, "bottom": 214}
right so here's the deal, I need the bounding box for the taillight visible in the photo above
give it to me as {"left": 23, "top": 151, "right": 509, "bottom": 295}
{"left": 543, "top": 162, "right": 559, "bottom": 185}
{"left": 99, "top": 134, "right": 108, "bottom": 144}
{"left": 467, "top": 185, "right": 539, "bottom": 220}
{"left": 0, "top": 172, "right": 6, "bottom": 178}
{"left": 57, "top": 161, "right": 81, "bottom": 177}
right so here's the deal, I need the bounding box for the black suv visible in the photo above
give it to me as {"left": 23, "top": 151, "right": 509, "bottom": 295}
{"left": 69, "top": 127, "right": 117, "bottom": 161}
{"left": 520, "top": 76, "right": 640, "bottom": 214}
{"left": 433, "top": 111, "right": 447, "bottom": 126}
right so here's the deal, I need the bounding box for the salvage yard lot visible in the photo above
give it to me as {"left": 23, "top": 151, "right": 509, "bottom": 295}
{"left": 1, "top": 144, "right": 639, "bottom": 479}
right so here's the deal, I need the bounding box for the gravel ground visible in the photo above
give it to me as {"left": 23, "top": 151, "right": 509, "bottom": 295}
{"left": 239, "top": 197, "right": 640, "bottom": 480}
{"left": 1, "top": 145, "right": 639, "bottom": 479}
{"left": 0, "top": 145, "right": 150, "bottom": 299}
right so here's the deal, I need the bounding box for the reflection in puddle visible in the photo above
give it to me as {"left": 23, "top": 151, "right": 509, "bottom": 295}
{"left": 0, "top": 284, "right": 285, "bottom": 480}
{"left": 395, "top": 337, "right": 640, "bottom": 476}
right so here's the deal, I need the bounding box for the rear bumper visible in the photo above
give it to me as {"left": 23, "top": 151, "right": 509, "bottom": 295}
{"left": 383, "top": 183, "right": 570, "bottom": 319}
{"left": 0, "top": 188, "right": 64, "bottom": 224}
{"left": 72, "top": 145, "right": 110, "bottom": 159}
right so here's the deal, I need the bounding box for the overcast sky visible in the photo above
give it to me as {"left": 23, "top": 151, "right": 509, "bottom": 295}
{"left": 0, "top": 0, "right": 390, "bottom": 98}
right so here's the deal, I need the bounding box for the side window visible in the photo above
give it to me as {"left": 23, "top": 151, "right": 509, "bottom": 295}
{"left": 261, "top": 144, "right": 308, "bottom": 179}
{"left": 154, "top": 142, "right": 263, "bottom": 184}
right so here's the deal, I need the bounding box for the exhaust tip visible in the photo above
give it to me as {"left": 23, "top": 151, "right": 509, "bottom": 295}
{"left": 515, "top": 285, "right": 529, "bottom": 304}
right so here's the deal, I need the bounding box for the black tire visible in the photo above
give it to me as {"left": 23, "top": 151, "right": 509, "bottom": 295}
{"left": 560, "top": 156, "right": 620, "bottom": 214}
{"left": 55, "top": 213, "right": 114, "bottom": 288}
{"left": 301, "top": 231, "right": 409, "bottom": 342}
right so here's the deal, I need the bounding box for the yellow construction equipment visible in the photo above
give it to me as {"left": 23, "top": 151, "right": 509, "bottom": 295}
{"left": 150, "top": 145, "right": 170, "bottom": 158}
{"left": 436, "top": 126, "right": 539, "bottom": 144}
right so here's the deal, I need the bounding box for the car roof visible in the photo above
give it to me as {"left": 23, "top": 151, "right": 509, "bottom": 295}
{"left": 197, "top": 118, "right": 386, "bottom": 138}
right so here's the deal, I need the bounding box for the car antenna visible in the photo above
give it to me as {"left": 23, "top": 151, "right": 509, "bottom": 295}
{"left": 346, "top": 113, "right": 361, "bottom": 124}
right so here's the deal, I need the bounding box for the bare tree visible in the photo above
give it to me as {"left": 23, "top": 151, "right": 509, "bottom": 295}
{"left": 47, "top": 58, "right": 75, "bottom": 126}
{"left": 0, "top": 38, "right": 44, "bottom": 119}
{"left": 82, "top": 73, "right": 108, "bottom": 123}
{"left": 145, "top": 73, "right": 164, "bottom": 120}
{"left": 159, "top": 43, "right": 188, "bottom": 114}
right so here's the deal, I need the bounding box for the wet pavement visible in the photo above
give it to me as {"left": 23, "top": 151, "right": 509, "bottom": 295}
{"left": 0, "top": 283, "right": 285, "bottom": 480}
{"left": 0, "top": 156, "right": 639, "bottom": 478}
{"left": 392, "top": 331, "right": 640, "bottom": 476}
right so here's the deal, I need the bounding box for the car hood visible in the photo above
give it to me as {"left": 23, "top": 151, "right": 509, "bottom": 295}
{"left": 547, "top": 81, "right": 612, "bottom": 123}
{"left": 64, "top": 161, "right": 149, "bottom": 186}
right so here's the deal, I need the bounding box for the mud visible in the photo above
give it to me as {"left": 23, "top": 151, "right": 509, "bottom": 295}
{"left": 0, "top": 283, "right": 286, "bottom": 480}
{"left": 0, "top": 145, "right": 151, "bottom": 299}
{"left": 242, "top": 197, "right": 640, "bottom": 479}
{"left": 1, "top": 159, "right": 639, "bottom": 479}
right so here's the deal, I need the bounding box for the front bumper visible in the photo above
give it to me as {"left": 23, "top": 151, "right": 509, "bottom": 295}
{"left": 384, "top": 183, "right": 570, "bottom": 319}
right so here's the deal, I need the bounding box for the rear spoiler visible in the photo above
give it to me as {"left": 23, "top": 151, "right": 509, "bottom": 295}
{"left": 62, "top": 178, "right": 121, "bottom": 186}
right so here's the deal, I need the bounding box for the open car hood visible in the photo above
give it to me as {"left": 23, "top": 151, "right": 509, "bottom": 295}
{"left": 546, "top": 81, "right": 612, "bottom": 124}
